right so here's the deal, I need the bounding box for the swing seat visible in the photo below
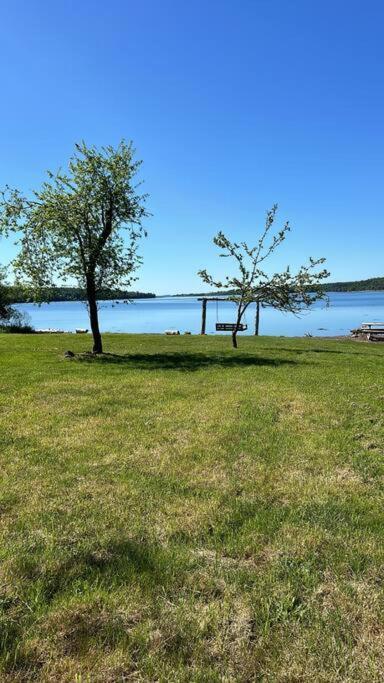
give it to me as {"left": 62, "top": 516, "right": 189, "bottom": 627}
{"left": 216, "top": 323, "right": 248, "bottom": 332}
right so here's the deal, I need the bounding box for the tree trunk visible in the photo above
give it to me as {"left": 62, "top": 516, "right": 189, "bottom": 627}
{"left": 86, "top": 276, "right": 103, "bottom": 354}
{"left": 232, "top": 303, "right": 244, "bottom": 349}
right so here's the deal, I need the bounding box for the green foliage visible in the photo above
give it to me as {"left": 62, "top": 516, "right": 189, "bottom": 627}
{"left": 0, "top": 268, "right": 9, "bottom": 319}
{"left": 0, "top": 267, "right": 23, "bottom": 326}
{"left": 0, "top": 322, "right": 34, "bottom": 334}
{"left": 0, "top": 275, "right": 34, "bottom": 331}
{"left": 168, "top": 277, "right": 384, "bottom": 296}
{"left": 1, "top": 141, "right": 148, "bottom": 292}
{"left": 5, "top": 285, "right": 156, "bottom": 303}
{"left": 198, "top": 205, "right": 329, "bottom": 346}
{"left": 0, "top": 216, "right": 12, "bottom": 318}
{"left": 0, "top": 140, "right": 149, "bottom": 352}
{"left": 321, "top": 276, "right": 384, "bottom": 292}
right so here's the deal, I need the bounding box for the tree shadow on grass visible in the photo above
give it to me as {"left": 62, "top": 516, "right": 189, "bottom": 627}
{"left": 76, "top": 352, "right": 297, "bottom": 372}
{"left": 256, "top": 345, "right": 384, "bottom": 357}
{"left": 19, "top": 539, "right": 165, "bottom": 605}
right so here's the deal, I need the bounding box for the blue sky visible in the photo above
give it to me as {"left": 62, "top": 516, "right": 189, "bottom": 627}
{"left": 0, "top": 0, "right": 383, "bottom": 294}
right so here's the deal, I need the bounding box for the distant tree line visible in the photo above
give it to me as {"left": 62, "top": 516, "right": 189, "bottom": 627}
{"left": 320, "top": 277, "right": 384, "bottom": 292}
{"left": 5, "top": 285, "right": 156, "bottom": 304}
{"left": 172, "top": 276, "right": 384, "bottom": 297}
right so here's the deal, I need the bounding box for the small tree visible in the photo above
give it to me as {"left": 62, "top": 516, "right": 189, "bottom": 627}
{"left": 198, "top": 205, "right": 329, "bottom": 348}
{"left": 0, "top": 141, "right": 148, "bottom": 353}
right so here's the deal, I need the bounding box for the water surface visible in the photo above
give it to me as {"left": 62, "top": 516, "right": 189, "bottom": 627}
{"left": 14, "top": 291, "right": 384, "bottom": 337}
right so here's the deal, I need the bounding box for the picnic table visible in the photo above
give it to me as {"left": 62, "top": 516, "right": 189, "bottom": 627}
{"left": 361, "top": 322, "right": 384, "bottom": 329}
{"left": 351, "top": 322, "right": 384, "bottom": 341}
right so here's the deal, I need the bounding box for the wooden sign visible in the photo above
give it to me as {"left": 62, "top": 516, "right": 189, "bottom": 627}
{"left": 216, "top": 323, "right": 248, "bottom": 331}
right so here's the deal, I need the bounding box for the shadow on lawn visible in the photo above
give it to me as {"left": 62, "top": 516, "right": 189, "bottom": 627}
{"left": 76, "top": 352, "right": 297, "bottom": 372}
{"left": 256, "top": 345, "right": 384, "bottom": 357}
{"left": 39, "top": 539, "right": 163, "bottom": 602}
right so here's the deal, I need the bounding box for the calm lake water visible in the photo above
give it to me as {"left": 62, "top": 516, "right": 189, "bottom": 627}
{"left": 13, "top": 291, "right": 384, "bottom": 337}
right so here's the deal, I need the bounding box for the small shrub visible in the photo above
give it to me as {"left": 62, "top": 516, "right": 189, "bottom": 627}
{"left": 0, "top": 323, "right": 35, "bottom": 334}
{"left": 0, "top": 308, "right": 34, "bottom": 334}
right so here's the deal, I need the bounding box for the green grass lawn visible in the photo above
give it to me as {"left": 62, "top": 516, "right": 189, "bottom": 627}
{"left": 1, "top": 333, "right": 384, "bottom": 682}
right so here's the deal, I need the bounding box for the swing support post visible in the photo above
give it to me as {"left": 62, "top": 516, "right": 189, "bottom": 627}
{"left": 198, "top": 296, "right": 255, "bottom": 336}
{"left": 255, "top": 300, "right": 260, "bottom": 336}
{"left": 200, "top": 298, "right": 207, "bottom": 335}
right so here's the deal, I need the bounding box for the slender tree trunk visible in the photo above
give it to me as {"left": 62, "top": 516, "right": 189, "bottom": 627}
{"left": 232, "top": 303, "right": 244, "bottom": 349}
{"left": 86, "top": 276, "right": 103, "bottom": 354}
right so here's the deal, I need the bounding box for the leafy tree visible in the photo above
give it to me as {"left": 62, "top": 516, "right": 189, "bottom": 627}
{"left": 0, "top": 141, "right": 148, "bottom": 353}
{"left": 198, "top": 205, "right": 329, "bottom": 348}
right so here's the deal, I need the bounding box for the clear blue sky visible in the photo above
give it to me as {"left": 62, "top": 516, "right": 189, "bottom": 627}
{"left": 1, "top": 0, "right": 383, "bottom": 294}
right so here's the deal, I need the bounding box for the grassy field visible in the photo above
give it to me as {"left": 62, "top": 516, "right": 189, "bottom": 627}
{"left": 1, "top": 333, "right": 384, "bottom": 682}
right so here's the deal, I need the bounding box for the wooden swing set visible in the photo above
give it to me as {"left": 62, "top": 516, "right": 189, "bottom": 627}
{"left": 198, "top": 297, "right": 261, "bottom": 335}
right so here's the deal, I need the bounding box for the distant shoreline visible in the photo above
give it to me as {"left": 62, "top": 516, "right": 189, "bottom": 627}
{"left": 5, "top": 276, "right": 384, "bottom": 303}
{"left": 162, "top": 289, "right": 384, "bottom": 297}
{"left": 6, "top": 286, "right": 156, "bottom": 305}
{"left": 10, "top": 289, "right": 384, "bottom": 305}
{"left": 166, "top": 277, "right": 384, "bottom": 297}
